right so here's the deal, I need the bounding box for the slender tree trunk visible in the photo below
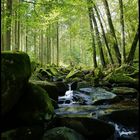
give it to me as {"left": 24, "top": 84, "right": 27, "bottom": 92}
{"left": 17, "top": 15, "right": 20, "bottom": 50}
{"left": 102, "top": 0, "right": 121, "bottom": 64}
{"left": 15, "top": 10, "right": 18, "bottom": 50}
{"left": 88, "top": 6, "right": 97, "bottom": 68}
{"left": 5, "top": 0, "right": 12, "bottom": 50}
{"left": 56, "top": 21, "right": 59, "bottom": 66}
{"left": 39, "top": 30, "right": 43, "bottom": 65}
{"left": 39, "top": 32, "right": 41, "bottom": 64}
{"left": 1, "top": 0, "right": 5, "bottom": 51}
{"left": 46, "top": 26, "right": 51, "bottom": 64}
{"left": 126, "top": 26, "right": 139, "bottom": 64}
{"left": 34, "top": 33, "right": 37, "bottom": 57}
{"left": 91, "top": 7, "right": 106, "bottom": 67}
{"left": 93, "top": 3, "right": 114, "bottom": 64}
{"left": 25, "top": 24, "right": 28, "bottom": 53}
{"left": 119, "top": 0, "right": 126, "bottom": 63}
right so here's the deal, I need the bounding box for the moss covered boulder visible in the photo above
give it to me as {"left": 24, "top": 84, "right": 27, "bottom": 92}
{"left": 53, "top": 117, "right": 115, "bottom": 140}
{"left": 30, "top": 80, "right": 59, "bottom": 101}
{"left": 103, "top": 64, "right": 139, "bottom": 88}
{"left": 104, "top": 72, "right": 138, "bottom": 88}
{"left": 1, "top": 125, "right": 44, "bottom": 140}
{"left": 43, "top": 127, "right": 85, "bottom": 140}
{"left": 111, "top": 87, "right": 138, "bottom": 98}
{"left": 15, "top": 83, "right": 54, "bottom": 124}
{"left": 1, "top": 51, "right": 31, "bottom": 115}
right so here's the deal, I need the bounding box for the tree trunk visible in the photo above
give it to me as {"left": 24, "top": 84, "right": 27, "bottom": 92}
{"left": 126, "top": 26, "right": 139, "bottom": 64}
{"left": 56, "top": 21, "right": 59, "bottom": 66}
{"left": 1, "top": 0, "right": 5, "bottom": 51}
{"left": 91, "top": 7, "right": 106, "bottom": 67}
{"left": 93, "top": 3, "right": 114, "bottom": 65}
{"left": 102, "top": 0, "right": 121, "bottom": 64}
{"left": 34, "top": 33, "right": 37, "bottom": 57}
{"left": 119, "top": 0, "right": 126, "bottom": 63}
{"left": 25, "top": 27, "right": 28, "bottom": 53}
{"left": 88, "top": 5, "right": 97, "bottom": 68}
{"left": 47, "top": 26, "right": 51, "bottom": 64}
{"left": 5, "top": 0, "right": 12, "bottom": 50}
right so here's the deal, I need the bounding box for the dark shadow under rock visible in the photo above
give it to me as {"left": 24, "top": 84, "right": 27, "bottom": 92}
{"left": 48, "top": 116, "right": 115, "bottom": 140}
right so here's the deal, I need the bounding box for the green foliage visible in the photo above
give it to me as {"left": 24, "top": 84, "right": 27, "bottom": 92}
{"left": 1, "top": 0, "right": 139, "bottom": 67}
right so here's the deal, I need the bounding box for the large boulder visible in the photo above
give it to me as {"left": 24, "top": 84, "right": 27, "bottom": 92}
{"left": 15, "top": 83, "right": 54, "bottom": 124}
{"left": 103, "top": 65, "right": 139, "bottom": 89}
{"left": 79, "top": 87, "right": 117, "bottom": 105}
{"left": 52, "top": 117, "right": 115, "bottom": 140}
{"left": 1, "top": 125, "right": 44, "bottom": 140}
{"left": 53, "top": 81, "right": 68, "bottom": 96}
{"left": 111, "top": 87, "right": 138, "bottom": 98}
{"left": 30, "top": 80, "right": 59, "bottom": 101}
{"left": 99, "top": 109, "right": 139, "bottom": 129}
{"left": 1, "top": 51, "right": 31, "bottom": 115}
{"left": 43, "top": 127, "right": 85, "bottom": 140}
{"left": 1, "top": 83, "right": 54, "bottom": 131}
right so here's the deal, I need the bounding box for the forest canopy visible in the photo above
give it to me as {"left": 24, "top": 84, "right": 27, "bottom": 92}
{"left": 1, "top": 0, "right": 139, "bottom": 68}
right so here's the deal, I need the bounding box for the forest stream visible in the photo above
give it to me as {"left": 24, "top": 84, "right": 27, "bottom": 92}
{"left": 1, "top": 52, "right": 139, "bottom": 140}
{"left": 55, "top": 84, "right": 139, "bottom": 140}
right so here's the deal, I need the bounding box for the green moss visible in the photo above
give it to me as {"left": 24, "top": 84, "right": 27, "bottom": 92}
{"left": 114, "top": 64, "right": 136, "bottom": 74}
{"left": 1, "top": 51, "right": 31, "bottom": 115}
{"left": 110, "top": 73, "right": 137, "bottom": 83}
{"left": 1, "top": 51, "right": 31, "bottom": 78}
{"left": 16, "top": 83, "right": 54, "bottom": 123}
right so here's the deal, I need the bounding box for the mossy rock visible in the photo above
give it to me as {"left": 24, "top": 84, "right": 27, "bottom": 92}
{"left": 94, "top": 67, "right": 104, "bottom": 78}
{"left": 1, "top": 51, "right": 31, "bottom": 115}
{"left": 100, "top": 109, "right": 139, "bottom": 129}
{"left": 1, "top": 125, "right": 44, "bottom": 140}
{"left": 53, "top": 81, "right": 68, "bottom": 96}
{"left": 66, "top": 69, "right": 83, "bottom": 79}
{"left": 46, "top": 67, "right": 59, "bottom": 76}
{"left": 104, "top": 72, "right": 138, "bottom": 88}
{"left": 53, "top": 117, "right": 115, "bottom": 140}
{"left": 43, "top": 127, "right": 85, "bottom": 140}
{"left": 114, "top": 64, "right": 137, "bottom": 74}
{"left": 30, "top": 80, "right": 59, "bottom": 101}
{"left": 76, "top": 81, "right": 91, "bottom": 89}
{"left": 15, "top": 83, "right": 54, "bottom": 124}
{"left": 111, "top": 87, "right": 138, "bottom": 97}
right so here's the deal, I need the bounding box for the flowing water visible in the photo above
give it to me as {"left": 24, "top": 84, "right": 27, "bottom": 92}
{"left": 56, "top": 84, "right": 139, "bottom": 140}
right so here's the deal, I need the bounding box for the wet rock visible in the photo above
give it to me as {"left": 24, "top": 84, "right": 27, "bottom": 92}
{"left": 92, "top": 96, "right": 121, "bottom": 105}
{"left": 99, "top": 109, "right": 139, "bottom": 129}
{"left": 53, "top": 81, "right": 68, "bottom": 96}
{"left": 1, "top": 51, "right": 31, "bottom": 116}
{"left": 55, "top": 101, "right": 138, "bottom": 120}
{"left": 30, "top": 80, "right": 58, "bottom": 101}
{"left": 80, "top": 87, "right": 117, "bottom": 105}
{"left": 111, "top": 87, "right": 138, "bottom": 98}
{"left": 52, "top": 116, "right": 115, "bottom": 140}
{"left": 1, "top": 125, "right": 44, "bottom": 140}
{"left": 43, "top": 127, "right": 85, "bottom": 140}
{"left": 77, "top": 81, "right": 91, "bottom": 89}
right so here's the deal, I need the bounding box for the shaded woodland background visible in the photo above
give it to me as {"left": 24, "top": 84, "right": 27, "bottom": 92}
{"left": 1, "top": 0, "right": 139, "bottom": 68}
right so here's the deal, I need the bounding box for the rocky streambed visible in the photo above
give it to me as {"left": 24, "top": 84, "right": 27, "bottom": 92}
{"left": 1, "top": 52, "right": 139, "bottom": 140}
{"left": 55, "top": 86, "right": 139, "bottom": 140}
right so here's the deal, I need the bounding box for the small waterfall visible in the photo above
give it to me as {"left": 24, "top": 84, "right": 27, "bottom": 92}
{"left": 65, "top": 82, "right": 73, "bottom": 97}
